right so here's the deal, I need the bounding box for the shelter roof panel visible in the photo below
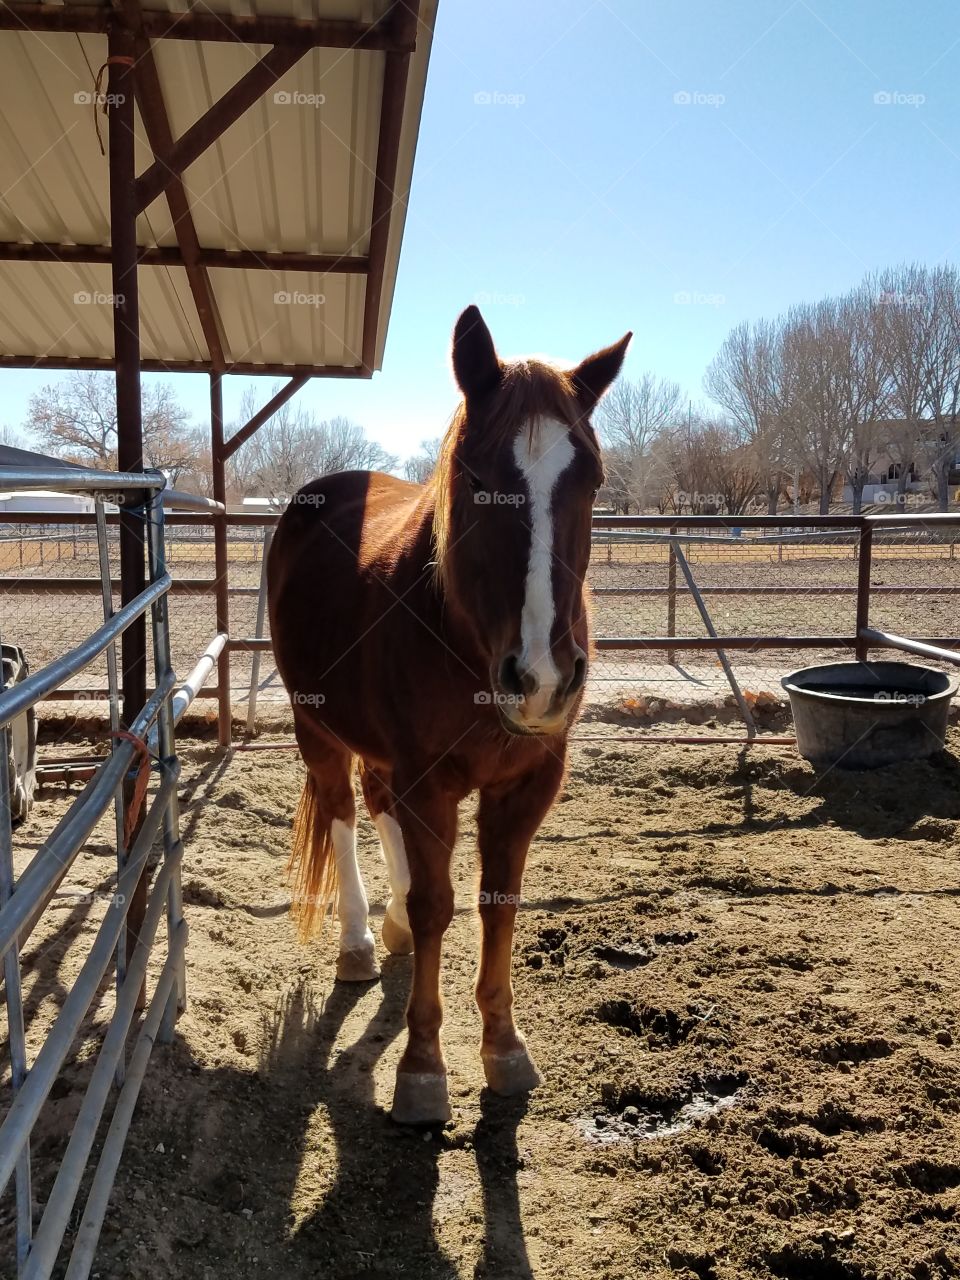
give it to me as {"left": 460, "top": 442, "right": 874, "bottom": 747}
{"left": 0, "top": 0, "right": 436, "bottom": 372}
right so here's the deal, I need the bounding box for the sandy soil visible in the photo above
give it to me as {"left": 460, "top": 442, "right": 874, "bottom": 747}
{"left": 3, "top": 719, "right": 960, "bottom": 1280}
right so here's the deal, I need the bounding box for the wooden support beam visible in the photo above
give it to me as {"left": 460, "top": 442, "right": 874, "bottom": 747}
{"left": 0, "top": 242, "right": 369, "bottom": 274}
{"left": 125, "top": 22, "right": 227, "bottom": 371}
{"left": 223, "top": 376, "right": 309, "bottom": 459}
{"left": 360, "top": 2, "right": 419, "bottom": 372}
{"left": 0, "top": 3, "right": 415, "bottom": 50}
{"left": 134, "top": 43, "right": 311, "bottom": 213}
{"left": 107, "top": 27, "right": 150, "bottom": 1002}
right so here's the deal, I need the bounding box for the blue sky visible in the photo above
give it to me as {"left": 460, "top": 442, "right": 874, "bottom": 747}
{"left": 6, "top": 0, "right": 960, "bottom": 461}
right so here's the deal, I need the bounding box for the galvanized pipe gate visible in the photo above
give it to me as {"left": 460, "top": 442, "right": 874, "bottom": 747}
{"left": 0, "top": 466, "right": 222, "bottom": 1278}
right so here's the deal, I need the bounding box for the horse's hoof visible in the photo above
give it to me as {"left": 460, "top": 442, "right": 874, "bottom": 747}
{"left": 382, "top": 911, "right": 414, "bottom": 956}
{"left": 482, "top": 1047, "right": 543, "bottom": 1096}
{"left": 391, "top": 1071, "right": 451, "bottom": 1125}
{"left": 336, "top": 941, "right": 380, "bottom": 982}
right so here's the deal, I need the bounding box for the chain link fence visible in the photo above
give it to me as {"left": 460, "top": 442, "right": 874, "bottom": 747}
{"left": 2, "top": 515, "right": 959, "bottom": 740}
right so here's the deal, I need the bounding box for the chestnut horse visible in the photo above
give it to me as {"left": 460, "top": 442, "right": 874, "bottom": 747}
{"left": 268, "top": 306, "right": 630, "bottom": 1123}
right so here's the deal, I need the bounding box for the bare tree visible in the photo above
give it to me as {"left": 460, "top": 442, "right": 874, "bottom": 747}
{"left": 780, "top": 301, "right": 857, "bottom": 514}
{"left": 705, "top": 319, "right": 790, "bottom": 513}
{"left": 660, "top": 416, "right": 762, "bottom": 515}
{"left": 829, "top": 289, "right": 890, "bottom": 514}
{"left": 231, "top": 387, "right": 397, "bottom": 503}
{"left": 402, "top": 437, "right": 442, "bottom": 484}
{"left": 595, "top": 373, "right": 682, "bottom": 512}
{"left": 868, "top": 264, "right": 939, "bottom": 500}
{"left": 24, "top": 372, "right": 196, "bottom": 481}
{"left": 0, "top": 424, "right": 27, "bottom": 451}
{"left": 918, "top": 265, "right": 960, "bottom": 510}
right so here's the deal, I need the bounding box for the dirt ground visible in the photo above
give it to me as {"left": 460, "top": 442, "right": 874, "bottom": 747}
{"left": 3, "top": 722, "right": 960, "bottom": 1280}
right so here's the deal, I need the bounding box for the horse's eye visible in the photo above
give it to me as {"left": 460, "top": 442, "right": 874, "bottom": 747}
{"left": 465, "top": 470, "right": 485, "bottom": 493}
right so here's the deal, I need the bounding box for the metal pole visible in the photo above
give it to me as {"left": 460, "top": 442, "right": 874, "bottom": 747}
{"left": 210, "top": 372, "right": 231, "bottom": 748}
{"left": 0, "top": 636, "right": 32, "bottom": 1271}
{"left": 666, "top": 522, "right": 678, "bottom": 667}
{"left": 855, "top": 522, "right": 873, "bottom": 662}
{"left": 245, "top": 526, "right": 273, "bottom": 736}
{"left": 64, "top": 930, "right": 187, "bottom": 1280}
{"left": 95, "top": 498, "right": 127, "bottom": 1086}
{"left": 145, "top": 491, "right": 186, "bottom": 1037}
{"left": 858, "top": 627, "right": 960, "bottom": 667}
{"left": 108, "top": 28, "right": 150, "bottom": 998}
{"left": 670, "top": 538, "right": 757, "bottom": 737}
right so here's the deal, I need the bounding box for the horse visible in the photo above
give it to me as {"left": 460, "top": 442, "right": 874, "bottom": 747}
{"left": 267, "top": 306, "right": 631, "bottom": 1123}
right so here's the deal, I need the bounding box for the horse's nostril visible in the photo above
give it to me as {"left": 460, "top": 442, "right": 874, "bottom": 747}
{"left": 568, "top": 654, "right": 587, "bottom": 696}
{"left": 499, "top": 652, "right": 539, "bottom": 699}
{"left": 499, "top": 652, "right": 525, "bottom": 698}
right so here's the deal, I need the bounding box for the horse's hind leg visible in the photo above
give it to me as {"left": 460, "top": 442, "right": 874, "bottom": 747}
{"left": 359, "top": 761, "right": 414, "bottom": 955}
{"left": 292, "top": 718, "right": 379, "bottom": 983}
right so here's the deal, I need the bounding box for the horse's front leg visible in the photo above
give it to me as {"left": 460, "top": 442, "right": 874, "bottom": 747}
{"left": 390, "top": 780, "right": 458, "bottom": 1125}
{"left": 476, "top": 756, "right": 564, "bottom": 1096}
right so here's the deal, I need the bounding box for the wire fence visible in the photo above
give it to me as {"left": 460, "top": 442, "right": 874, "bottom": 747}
{"left": 2, "top": 515, "right": 960, "bottom": 738}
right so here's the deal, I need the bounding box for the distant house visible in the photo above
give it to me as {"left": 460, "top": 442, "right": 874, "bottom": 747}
{"left": 0, "top": 444, "right": 117, "bottom": 516}
{"left": 841, "top": 421, "right": 960, "bottom": 506}
{"left": 0, "top": 490, "right": 101, "bottom": 516}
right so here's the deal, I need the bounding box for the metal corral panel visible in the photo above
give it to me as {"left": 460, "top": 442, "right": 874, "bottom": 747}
{"left": 0, "top": 0, "right": 437, "bottom": 372}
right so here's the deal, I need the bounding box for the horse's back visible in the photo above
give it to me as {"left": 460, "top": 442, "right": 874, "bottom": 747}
{"left": 270, "top": 470, "right": 424, "bottom": 582}
{"left": 267, "top": 471, "right": 431, "bottom": 754}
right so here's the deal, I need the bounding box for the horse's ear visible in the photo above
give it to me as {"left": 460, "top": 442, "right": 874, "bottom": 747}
{"left": 571, "top": 333, "right": 632, "bottom": 411}
{"left": 452, "top": 306, "right": 502, "bottom": 399}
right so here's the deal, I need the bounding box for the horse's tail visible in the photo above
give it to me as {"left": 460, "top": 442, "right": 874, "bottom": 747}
{"left": 287, "top": 772, "right": 339, "bottom": 941}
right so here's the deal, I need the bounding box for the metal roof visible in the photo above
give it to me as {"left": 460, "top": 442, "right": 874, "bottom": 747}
{"left": 0, "top": 0, "right": 437, "bottom": 374}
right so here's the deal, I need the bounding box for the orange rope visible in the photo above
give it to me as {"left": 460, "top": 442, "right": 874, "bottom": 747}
{"left": 112, "top": 730, "right": 152, "bottom": 848}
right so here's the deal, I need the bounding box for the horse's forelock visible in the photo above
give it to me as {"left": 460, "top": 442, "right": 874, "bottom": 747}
{"left": 431, "top": 359, "right": 599, "bottom": 590}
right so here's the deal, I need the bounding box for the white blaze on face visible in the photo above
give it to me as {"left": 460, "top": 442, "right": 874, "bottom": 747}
{"left": 512, "top": 417, "right": 576, "bottom": 722}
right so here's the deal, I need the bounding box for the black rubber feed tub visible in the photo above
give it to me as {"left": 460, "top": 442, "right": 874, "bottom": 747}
{"left": 781, "top": 660, "right": 957, "bottom": 770}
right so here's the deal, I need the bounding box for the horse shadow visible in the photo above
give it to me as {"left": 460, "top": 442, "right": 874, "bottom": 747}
{"left": 169, "top": 957, "right": 534, "bottom": 1279}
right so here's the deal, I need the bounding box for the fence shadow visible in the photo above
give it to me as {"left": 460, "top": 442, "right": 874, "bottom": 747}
{"left": 93, "top": 959, "right": 536, "bottom": 1279}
